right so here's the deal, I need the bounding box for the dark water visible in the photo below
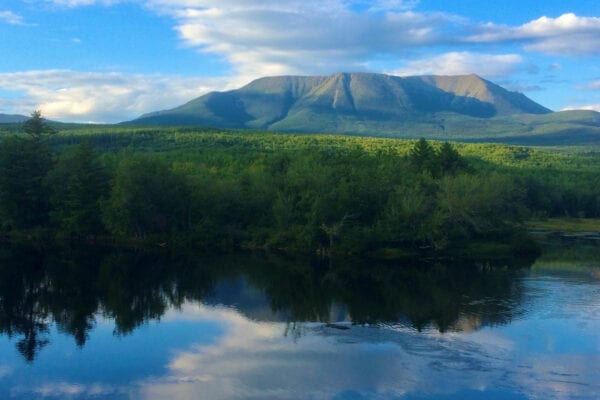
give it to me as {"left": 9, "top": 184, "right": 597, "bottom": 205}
{"left": 0, "top": 241, "right": 599, "bottom": 399}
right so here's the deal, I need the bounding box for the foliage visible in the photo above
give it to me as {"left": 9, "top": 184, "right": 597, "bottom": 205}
{"left": 0, "top": 242, "right": 537, "bottom": 361}
{"left": 409, "top": 138, "right": 437, "bottom": 174}
{"left": 0, "top": 137, "right": 52, "bottom": 230}
{"left": 101, "top": 153, "right": 191, "bottom": 239}
{"left": 437, "top": 141, "right": 465, "bottom": 174}
{"left": 123, "top": 73, "right": 600, "bottom": 146}
{"left": 0, "top": 124, "right": 597, "bottom": 255}
{"left": 23, "top": 110, "right": 56, "bottom": 140}
{"left": 47, "top": 143, "right": 109, "bottom": 236}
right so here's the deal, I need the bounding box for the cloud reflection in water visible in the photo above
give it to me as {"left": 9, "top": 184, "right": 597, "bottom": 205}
{"left": 136, "top": 301, "right": 600, "bottom": 400}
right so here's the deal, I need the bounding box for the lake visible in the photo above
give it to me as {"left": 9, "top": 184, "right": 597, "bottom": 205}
{"left": 0, "top": 239, "right": 598, "bottom": 399}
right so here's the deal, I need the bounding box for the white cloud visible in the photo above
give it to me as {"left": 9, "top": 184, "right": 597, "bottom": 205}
{"left": 0, "top": 70, "right": 233, "bottom": 123}
{"left": 392, "top": 52, "right": 525, "bottom": 78}
{"left": 11, "top": 382, "right": 128, "bottom": 398}
{"left": 139, "top": 303, "right": 491, "bottom": 400}
{"left": 140, "top": 5, "right": 600, "bottom": 81}
{"left": 136, "top": 302, "right": 600, "bottom": 400}
{"left": 33, "top": 1, "right": 459, "bottom": 82}
{"left": 563, "top": 104, "right": 600, "bottom": 112}
{"left": 3, "top": 4, "right": 599, "bottom": 121}
{"left": 0, "top": 10, "right": 24, "bottom": 25}
{"left": 0, "top": 3, "right": 483, "bottom": 122}
{"left": 27, "top": 3, "right": 600, "bottom": 80}
{"left": 144, "top": 1, "right": 464, "bottom": 79}
{"left": 469, "top": 13, "right": 600, "bottom": 56}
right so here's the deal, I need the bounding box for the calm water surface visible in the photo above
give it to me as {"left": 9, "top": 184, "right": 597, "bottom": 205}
{"left": 0, "top": 241, "right": 598, "bottom": 399}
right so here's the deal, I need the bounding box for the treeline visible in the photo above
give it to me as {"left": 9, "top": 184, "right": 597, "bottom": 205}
{"left": 0, "top": 117, "right": 597, "bottom": 256}
{"left": 42, "top": 125, "right": 600, "bottom": 222}
{"left": 0, "top": 243, "right": 529, "bottom": 361}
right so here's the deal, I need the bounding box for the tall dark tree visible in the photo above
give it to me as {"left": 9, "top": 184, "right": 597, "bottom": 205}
{"left": 47, "top": 143, "right": 109, "bottom": 236}
{"left": 437, "top": 142, "right": 464, "bottom": 174}
{"left": 23, "top": 110, "right": 55, "bottom": 140}
{"left": 0, "top": 138, "right": 52, "bottom": 230}
{"left": 0, "top": 111, "right": 55, "bottom": 230}
{"left": 102, "top": 153, "right": 191, "bottom": 239}
{"left": 409, "top": 138, "right": 436, "bottom": 174}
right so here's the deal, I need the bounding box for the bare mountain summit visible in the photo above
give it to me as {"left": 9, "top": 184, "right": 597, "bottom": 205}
{"left": 127, "top": 73, "right": 597, "bottom": 142}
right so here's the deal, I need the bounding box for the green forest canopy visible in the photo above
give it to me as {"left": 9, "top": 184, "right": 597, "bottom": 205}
{"left": 0, "top": 121, "right": 598, "bottom": 256}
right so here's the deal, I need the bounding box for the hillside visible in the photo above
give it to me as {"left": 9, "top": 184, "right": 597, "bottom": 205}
{"left": 0, "top": 113, "right": 28, "bottom": 123}
{"left": 124, "top": 73, "right": 600, "bottom": 144}
{"left": 130, "top": 73, "right": 574, "bottom": 129}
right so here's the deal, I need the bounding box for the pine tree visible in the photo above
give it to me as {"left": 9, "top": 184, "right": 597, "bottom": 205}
{"left": 47, "top": 143, "right": 109, "bottom": 236}
{"left": 437, "top": 142, "right": 463, "bottom": 174}
{"left": 409, "top": 138, "right": 436, "bottom": 173}
{"left": 23, "top": 110, "right": 55, "bottom": 140}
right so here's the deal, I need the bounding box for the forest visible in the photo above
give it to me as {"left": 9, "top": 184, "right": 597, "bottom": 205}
{"left": 0, "top": 113, "right": 598, "bottom": 257}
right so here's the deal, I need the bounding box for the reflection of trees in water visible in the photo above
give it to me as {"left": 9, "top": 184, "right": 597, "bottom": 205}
{"left": 240, "top": 256, "right": 530, "bottom": 333}
{"left": 0, "top": 246, "right": 50, "bottom": 362}
{"left": 0, "top": 244, "right": 533, "bottom": 361}
{"left": 0, "top": 244, "right": 216, "bottom": 361}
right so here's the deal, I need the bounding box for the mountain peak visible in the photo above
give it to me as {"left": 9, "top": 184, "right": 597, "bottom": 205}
{"left": 129, "top": 72, "right": 552, "bottom": 133}
{"left": 0, "top": 113, "right": 29, "bottom": 123}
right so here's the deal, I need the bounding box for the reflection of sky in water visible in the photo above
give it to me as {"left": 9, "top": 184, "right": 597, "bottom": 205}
{"left": 1, "top": 269, "right": 599, "bottom": 400}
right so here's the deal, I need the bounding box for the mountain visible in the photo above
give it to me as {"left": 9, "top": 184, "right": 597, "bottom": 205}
{"left": 127, "top": 73, "right": 600, "bottom": 144}
{"left": 0, "top": 113, "right": 28, "bottom": 123}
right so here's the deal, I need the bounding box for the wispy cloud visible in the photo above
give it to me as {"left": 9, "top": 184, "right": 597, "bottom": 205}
{"left": 391, "top": 52, "right": 526, "bottom": 78}
{"left": 43, "top": 0, "right": 126, "bottom": 6}
{"left": 469, "top": 13, "right": 600, "bottom": 56}
{"left": 11, "top": 382, "right": 128, "bottom": 398}
{"left": 0, "top": 10, "right": 24, "bottom": 25}
{"left": 145, "top": 1, "right": 465, "bottom": 79}
{"left": 29, "top": 3, "right": 600, "bottom": 72}
{"left": 0, "top": 70, "right": 232, "bottom": 123}
{"left": 500, "top": 82, "right": 545, "bottom": 93}
{"left": 359, "top": 0, "right": 421, "bottom": 12}
{"left": 579, "top": 80, "right": 600, "bottom": 90}
{"left": 563, "top": 104, "right": 600, "bottom": 112}
{"left": 143, "top": 3, "right": 600, "bottom": 82}
{"left": 3, "top": 2, "right": 600, "bottom": 121}
{"left": 137, "top": 302, "right": 600, "bottom": 400}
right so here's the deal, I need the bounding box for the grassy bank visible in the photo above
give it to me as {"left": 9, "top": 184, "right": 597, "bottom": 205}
{"left": 527, "top": 218, "right": 600, "bottom": 233}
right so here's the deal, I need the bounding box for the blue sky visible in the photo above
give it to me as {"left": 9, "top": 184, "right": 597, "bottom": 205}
{"left": 1, "top": 0, "right": 600, "bottom": 123}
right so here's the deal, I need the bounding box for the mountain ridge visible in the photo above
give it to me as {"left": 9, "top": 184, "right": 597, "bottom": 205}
{"left": 126, "top": 72, "right": 600, "bottom": 144}
{"left": 132, "top": 73, "right": 551, "bottom": 129}
{"left": 0, "top": 113, "right": 28, "bottom": 123}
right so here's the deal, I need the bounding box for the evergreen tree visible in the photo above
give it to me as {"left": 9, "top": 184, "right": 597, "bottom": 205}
{"left": 0, "top": 137, "right": 52, "bottom": 230}
{"left": 437, "top": 142, "right": 464, "bottom": 174}
{"left": 102, "top": 154, "right": 191, "bottom": 239}
{"left": 409, "top": 138, "right": 436, "bottom": 174}
{"left": 47, "top": 143, "right": 109, "bottom": 236}
{"left": 23, "top": 110, "right": 55, "bottom": 140}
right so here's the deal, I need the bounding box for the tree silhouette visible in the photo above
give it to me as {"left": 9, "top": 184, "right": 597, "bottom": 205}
{"left": 409, "top": 138, "right": 436, "bottom": 173}
{"left": 437, "top": 142, "right": 465, "bottom": 174}
{"left": 23, "top": 110, "right": 55, "bottom": 140}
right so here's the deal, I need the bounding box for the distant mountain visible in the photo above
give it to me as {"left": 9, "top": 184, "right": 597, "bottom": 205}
{"left": 127, "top": 73, "right": 600, "bottom": 144}
{"left": 0, "top": 113, "right": 28, "bottom": 123}
{"left": 130, "top": 73, "right": 550, "bottom": 127}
